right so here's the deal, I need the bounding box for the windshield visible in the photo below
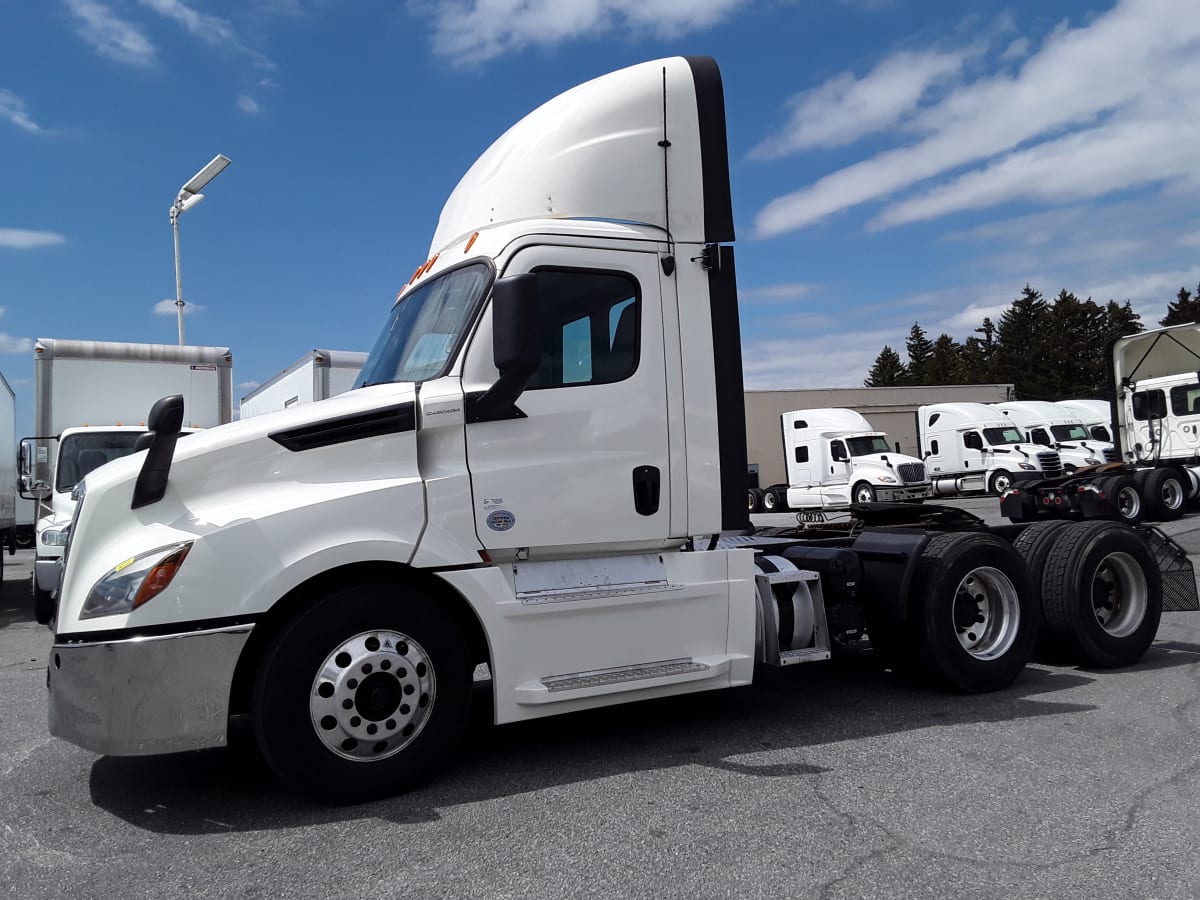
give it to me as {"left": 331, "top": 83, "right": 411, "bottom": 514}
{"left": 846, "top": 435, "right": 891, "bottom": 457}
{"left": 356, "top": 263, "right": 493, "bottom": 387}
{"left": 1051, "top": 424, "right": 1090, "bottom": 442}
{"left": 983, "top": 426, "right": 1024, "bottom": 445}
{"left": 56, "top": 432, "right": 144, "bottom": 492}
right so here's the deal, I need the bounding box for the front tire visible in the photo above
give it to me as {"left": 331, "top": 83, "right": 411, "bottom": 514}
{"left": 1040, "top": 521, "right": 1162, "bottom": 667}
{"left": 910, "top": 532, "right": 1036, "bottom": 692}
{"left": 252, "top": 582, "right": 471, "bottom": 803}
{"left": 852, "top": 482, "right": 876, "bottom": 504}
{"left": 988, "top": 469, "right": 1013, "bottom": 496}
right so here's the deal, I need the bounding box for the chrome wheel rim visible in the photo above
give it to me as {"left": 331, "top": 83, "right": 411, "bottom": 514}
{"left": 1091, "top": 552, "right": 1147, "bottom": 638}
{"left": 1161, "top": 478, "right": 1185, "bottom": 511}
{"left": 1116, "top": 485, "right": 1141, "bottom": 520}
{"left": 747, "top": 491, "right": 757, "bottom": 512}
{"left": 952, "top": 566, "right": 1020, "bottom": 660}
{"left": 992, "top": 473, "right": 1011, "bottom": 494}
{"left": 855, "top": 486, "right": 873, "bottom": 503}
{"left": 310, "top": 630, "right": 436, "bottom": 762}
{"left": 763, "top": 492, "right": 777, "bottom": 510}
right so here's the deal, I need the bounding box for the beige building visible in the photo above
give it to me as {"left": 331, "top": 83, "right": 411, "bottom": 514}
{"left": 745, "top": 384, "right": 1015, "bottom": 488}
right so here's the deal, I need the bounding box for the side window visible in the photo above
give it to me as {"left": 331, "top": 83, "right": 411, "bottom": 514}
{"left": 830, "top": 440, "right": 847, "bottom": 461}
{"left": 526, "top": 269, "right": 639, "bottom": 389}
{"left": 795, "top": 446, "right": 809, "bottom": 463}
{"left": 930, "top": 439, "right": 939, "bottom": 455}
{"left": 1132, "top": 389, "right": 1167, "bottom": 420}
{"left": 1169, "top": 383, "right": 1200, "bottom": 416}
{"left": 1092, "top": 426, "right": 1111, "bottom": 442}
{"left": 1030, "top": 428, "right": 1050, "bottom": 445}
{"left": 963, "top": 431, "right": 982, "bottom": 450}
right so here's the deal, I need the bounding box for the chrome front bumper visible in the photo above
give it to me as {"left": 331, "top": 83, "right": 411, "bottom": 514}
{"left": 48, "top": 623, "right": 253, "bottom": 756}
{"left": 878, "top": 484, "right": 931, "bottom": 501}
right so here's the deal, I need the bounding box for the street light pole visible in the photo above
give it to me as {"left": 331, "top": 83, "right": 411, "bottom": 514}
{"left": 169, "top": 154, "right": 231, "bottom": 345}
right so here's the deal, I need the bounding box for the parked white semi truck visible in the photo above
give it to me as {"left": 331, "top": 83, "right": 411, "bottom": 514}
{"left": 46, "top": 57, "right": 1197, "bottom": 803}
{"left": 918, "top": 402, "right": 1063, "bottom": 496}
{"left": 756, "top": 408, "right": 930, "bottom": 511}
{"left": 239, "top": 349, "right": 368, "bottom": 418}
{"left": 992, "top": 400, "right": 1118, "bottom": 472}
{"left": 1056, "top": 399, "right": 1113, "bottom": 443}
{"left": 20, "top": 339, "right": 233, "bottom": 621}
{"left": 0, "top": 371, "right": 15, "bottom": 576}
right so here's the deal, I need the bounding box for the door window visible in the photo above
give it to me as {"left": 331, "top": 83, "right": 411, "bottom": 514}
{"left": 1169, "top": 383, "right": 1200, "bottom": 416}
{"left": 526, "top": 269, "right": 639, "bottom": 389}
{"left": 1030, "top": 428, "right": 1050, "bottom": 445}
{"left": 1133, "top": 389, "right": 1167, "bottom": 420}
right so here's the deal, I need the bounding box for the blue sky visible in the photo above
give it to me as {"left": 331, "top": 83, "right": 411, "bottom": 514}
{"left": 3, "top": 0, "right": 1199, "bottom": 438}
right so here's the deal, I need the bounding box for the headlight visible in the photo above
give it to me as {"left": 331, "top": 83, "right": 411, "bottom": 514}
{"left": 41, "top": 529, "right": 69, "bottom": 547}
{"left": 1018, "top": 463, "right": 1037, "bottom": 470}
{"left": 1085, "top": 457, "right": 1100, "bottom": 466}
{"left": 80, "top": 543, "right": 193, "bottom": 620}
{"left": 878, "top": 476, "right": 897, "bottom": 484}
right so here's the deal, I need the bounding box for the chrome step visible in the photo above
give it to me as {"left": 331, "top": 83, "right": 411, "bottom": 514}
{"left": 779, "top": 647, "right": 831, "bottom": 666}
{"left": 518, "top": 581, "right": 682, "bottom": 606}
{"left": 541, "top": 658, "right": 709, "bottom": 693}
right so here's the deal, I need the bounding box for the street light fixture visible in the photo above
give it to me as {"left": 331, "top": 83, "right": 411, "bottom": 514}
{"left": 170, "top": 153, "right": 230, "bottom": 345}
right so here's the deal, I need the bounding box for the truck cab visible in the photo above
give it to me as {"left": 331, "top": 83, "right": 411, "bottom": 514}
{"left": 1055, "top": 399, "right": 1114, "bottom": 443}
{"left": 774, "top": 407, "right": 930, "bottom": 508}
{"left": 992, "top": 400, "right": 1117, "bottom": 472}
{"left": 919, "top": 401, "right": 1063, "bottom": 495}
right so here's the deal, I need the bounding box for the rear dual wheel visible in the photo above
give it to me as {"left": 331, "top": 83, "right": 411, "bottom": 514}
{"left": 1143, "top": 467, "right": 1187, "bottom": 522}
{"left": 253, "top": 583, "right": 471, "bottom": 804}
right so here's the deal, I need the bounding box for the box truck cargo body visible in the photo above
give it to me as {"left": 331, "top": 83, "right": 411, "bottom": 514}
{"left": 22, "top": 339, "right": 232, "bottom": 620}
{"left": 239, "top": 349, "right": 367, "bottom": 418}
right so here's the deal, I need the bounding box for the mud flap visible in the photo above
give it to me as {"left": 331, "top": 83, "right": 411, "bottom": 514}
{"left": 1139, "top": 525, "right": 1199, "bottom": 611}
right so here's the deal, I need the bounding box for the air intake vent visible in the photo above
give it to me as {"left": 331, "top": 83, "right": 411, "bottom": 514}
{"left": 1102, "top": 447, "right": 1119, "bottom": 463}
{"left": 1036, "top": 450, "right": 1063, "bottom": 478}
{"left": 897, "top": 462, "right": 926, "bottom": 484}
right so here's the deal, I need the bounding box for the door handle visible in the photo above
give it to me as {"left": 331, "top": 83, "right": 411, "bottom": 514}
{"left": 632, "top": 465, "right": 660, "bottom": 516}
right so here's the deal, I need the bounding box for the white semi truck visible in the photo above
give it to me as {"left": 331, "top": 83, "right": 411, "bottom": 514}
{"left": 0, "top": 371, "right": 15, "bottom": 576}
{"left": 917, "top": 401, "right": 1063, "bottom": 496}
{"left": 756, "top": 408, "right": 930, "bottom": 511}
{"left": 20, "top": 339, "right": 233, "bottom": 621}
{"left": 239, "top": 349, "right": 368, "bottom": 418}
{"left": 1056, "top": 399, "right": 1113, "bottom": 443}
{"left": 45, "top": 57, "right": 1197, "bottom": 803}
{"left": 992, "top": 400, "right": 1118, "bottom": 472}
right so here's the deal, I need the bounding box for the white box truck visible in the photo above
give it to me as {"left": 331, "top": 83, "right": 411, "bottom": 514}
{"left": 756, "top": 408, "right": 930, "bottom": 512}
{"left": 0, "top": 371, "right": 15, "bottom": 576}
{"left": 918, "top": 401, "right": 1064, "bottom": 495}
{"left": 992, "top": 400, "right": 1118, "bottom": 472}
{"left": 45, "top": 57, "right": 1197, "bottom": 803}
{"left": 20, "top": 339, "right": 232, "bottom": 621}
{"left": 239, "top": 349, "right": 368, "bottom": 418}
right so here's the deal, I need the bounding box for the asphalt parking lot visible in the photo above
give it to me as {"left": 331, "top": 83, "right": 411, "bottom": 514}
{"left": 4, "top": 503, "right": 1200, "bottom": 899}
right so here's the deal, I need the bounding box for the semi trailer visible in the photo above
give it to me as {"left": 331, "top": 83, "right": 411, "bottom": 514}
{"left": 45, "top": 57, "right": 1198, "bottom": 803}
{"left": 239, "top": 349, "right": 368, "bottom": 418}
{"left": 753, "top": 408, "right": 930, "bottom": 512}
{"left": 20, "top": 339, "right": 233, "bottom": 621}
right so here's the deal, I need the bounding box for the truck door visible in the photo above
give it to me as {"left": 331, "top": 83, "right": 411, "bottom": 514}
{"left": 464, "top": 244, "right": 673, "bottom": 552}
{"left": 1168, "top": 381, "right": 1200, "bottom": 456}
{"left": 962, "top": 430, "right": 986, "bottom": 473}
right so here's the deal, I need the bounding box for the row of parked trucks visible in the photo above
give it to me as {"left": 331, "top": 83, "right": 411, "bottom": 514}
{"left": 36, "top": 56, "right": 1200, "bottom": 803}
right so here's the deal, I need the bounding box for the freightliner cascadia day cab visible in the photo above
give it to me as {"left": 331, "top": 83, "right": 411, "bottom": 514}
{"left": 20, "top": 339, "right": 233, "bottom": 622}
{"left": 992, "top": 400, "right": 1119, "bottom": 472}
{"left": 757, "top": 408, "right": 930, "bottom": 511}
{"left": 239, "top": 349, "right": 368, "bottom": 418}
{"left": 917, "top": 401, "right": 1063, "bottom": 496}
{"left": 46, "top": 58, "right": 1198, "bottom": 803}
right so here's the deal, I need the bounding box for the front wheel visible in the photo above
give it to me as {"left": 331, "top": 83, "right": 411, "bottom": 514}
{"left": 910, "top": 532, "right": 1036, "bottom": 692}
{"left": 852, "top": 482, "right": 876, "bottom": 504}
{"left": 988, "top": 469, "right": 1013, "bottom": 496}
{"left": 252, "top": 582, "right": 471, "bottom": 803}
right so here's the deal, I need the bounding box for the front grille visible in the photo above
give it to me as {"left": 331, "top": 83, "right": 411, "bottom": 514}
{"left": 1037, "top": 451, "right": 1063, "bottom": 477}
{"left": 897, "top": 462, "right": 926, "bottom": 484}
{"left": 1102, "top": 447, "right": 1119, "bottom": 463}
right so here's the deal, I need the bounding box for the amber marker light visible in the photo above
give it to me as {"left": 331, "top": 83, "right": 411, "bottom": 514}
{"left": 133, "top": 543, "right": 192, "bottom": 609}
{"left": 464, "top": 232, "right": 479, "bottom": 253}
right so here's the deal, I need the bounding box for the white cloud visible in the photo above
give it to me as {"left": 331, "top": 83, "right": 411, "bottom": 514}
{"left": 0, "top": 90, "right": 44, "bottom": 133}
{"left": 742, "top": 327, "right": 900, "bottom": 389}
{"left": 138, "top": 0, "right": 273, "bottom": 68}
{"left": 999, "top": 36, "right": 1030, "bottom": 62}
{"left": 425, "top": 0, "right": 748, "bottom": 63}
{"left": 64, "top": 0, "right": 156, "bottom": 66}
{"left": 236, "top": 94, "right": 261, "bottom": 114}
{"left": 154, "top": 298, "right": 205, "bottom": 315}
{"left": 750, "top": 51, "right": 964, "bottom": 159}
{"left": 0, "top": 229, "right": 65, "bottom": 249}
{"left": 0, "top": 334, "right": 33, "bottom": 353}
{"left": 754, "top": 0, "right": 1200, "bottom": 237}
{"left": 1177, "top": 231, "right": 1200, "bottom": 248}
{"left": 238, "top": 380, "right": 260, "bottom": 390}
{"left": 739, "top": 282, "right": 818, "bottom": 303}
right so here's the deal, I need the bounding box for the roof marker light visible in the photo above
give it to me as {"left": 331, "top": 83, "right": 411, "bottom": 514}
{"left": 464, "top": 232, "right": 479, "bottom": 253}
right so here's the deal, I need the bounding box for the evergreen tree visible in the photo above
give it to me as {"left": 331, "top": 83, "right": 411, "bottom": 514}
{"left": 864, "top": 345, "right": 907, "bottom": 387}
{"left": 960, "top": 317, "right": 997, "bottom": 383}
{"left": 904, "top": 322, "right": 934, "bottom": 384}
{"left": 1160, "top": 286, "right": 1200, "bottom": 326}
{"left": 1046, "top": 290, "right": 1107, "bottom": 398}
{"left": 926, "top": 333, "right": 963, "bottom": 384}
{"left": 995, "top": 285, "right": 1052, "bottom": 397}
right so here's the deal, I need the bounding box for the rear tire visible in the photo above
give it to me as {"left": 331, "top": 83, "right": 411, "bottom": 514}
{"left": 33, "top": 580, "right": 54, "bottom": 625}
{"left": 909, "top": 532, "right": 1036, "bottom": 692}
{"left": 747, "top": 488, "right": 761, "bottom": 514}
{"left": 1011, "top": 520, "right": 1075, "bottom": 659}
{"left": 1143, "top": 467, "right": 1187, "bottom": 521}
{"left": 1040, "top": 521, "right": 1162, "bottom": 667}
{"left": 1102, "top": 475, "right": 1144, "bottom": 524}
{"left": 252, "top": 582, "right": 471, "bottom": 803}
